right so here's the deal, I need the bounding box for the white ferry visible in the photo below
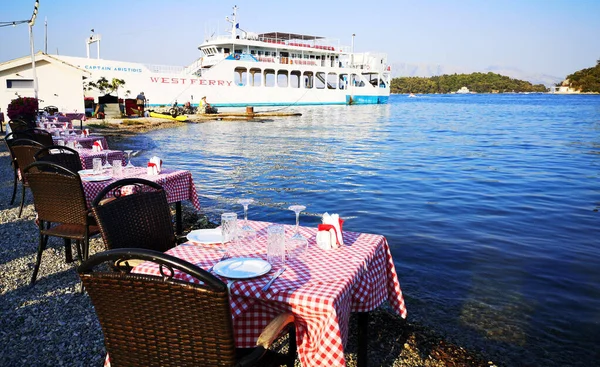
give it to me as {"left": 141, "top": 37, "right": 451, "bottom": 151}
{"left": 52, "top": 6, "right": 390, "bottom": 109}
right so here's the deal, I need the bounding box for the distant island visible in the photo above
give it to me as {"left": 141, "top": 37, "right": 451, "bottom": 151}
{"left": 390, "top": 72, "right": 547, "bottom": 94}
{"left": 558, "top": 59, "right": 600, "bottom": 93}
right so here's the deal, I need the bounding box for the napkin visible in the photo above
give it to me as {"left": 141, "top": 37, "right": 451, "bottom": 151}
{"left": 92, "top": 140, "right": 103, "bottom": 152}
{"left": 147, "top": 156, "right": 163, "bottom": 175}
{"left": 316, "top": 213, "right": 344, "bottom": 250}
{"left": 84, "top": 129, "right": 90, "bottom": 137}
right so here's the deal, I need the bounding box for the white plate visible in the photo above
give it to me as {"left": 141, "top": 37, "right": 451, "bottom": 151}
{"left": 213, "top": 258, "right": 272, "bottom": 279}
{"left": 77, "top": 169, "right": 94, "bottom": 176}
{"left": 187, "top": 228, "right": 223, "bottom": 245}
{"left": 81, "top": 175, "right": 112, "bottom": 182}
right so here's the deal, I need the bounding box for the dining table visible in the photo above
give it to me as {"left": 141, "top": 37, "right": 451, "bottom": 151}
{"left": 81, "top": 167, "right": 201, "bottom": 235}
{"left": 132, "top": 220, "right": 407, "bottom": 367}
{"left": 77, "top": 149, "right": 124, "bottom": 170}
{"left": 52, "top": 135, "right": 109, "bottom": 150}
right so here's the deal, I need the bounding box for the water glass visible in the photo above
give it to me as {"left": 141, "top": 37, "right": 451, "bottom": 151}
{"left": 112, "top": 160, "right": 123, "bottom": 177}
{"left": 221, "top": 212, "right": 238, "bottom": 247}
{"left": 57, "top": 139, "right": 65, "bottom": 146}
{"left": 92, "top": 158, "right": 102, "bottom": 174}
{"left": 267, "top": 224, "right": 286, "bottom": 267}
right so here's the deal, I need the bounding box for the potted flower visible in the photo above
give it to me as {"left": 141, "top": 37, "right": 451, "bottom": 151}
{"left": 7, "top": 97, "right": 39, "bottom": 127}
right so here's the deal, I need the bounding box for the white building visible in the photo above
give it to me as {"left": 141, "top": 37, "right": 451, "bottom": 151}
{"left": 0, "top": 52, "right": 89, "bottom": 116}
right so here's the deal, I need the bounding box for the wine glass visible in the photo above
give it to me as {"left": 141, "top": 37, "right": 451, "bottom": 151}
{"left": 124, "top": 150, "right": 134, "bottom": 168}
{"left": 102, "top": 151, "right": 112, "bottom": 169}
{"left": 287, "top": 205, "right": 308, "bottom": 260}
{"left": 237, "top": 198, "right": 257, "bottom": 251}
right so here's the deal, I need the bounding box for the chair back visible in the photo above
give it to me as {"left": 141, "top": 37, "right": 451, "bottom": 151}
{"left": 34, "top": 145, "right": 83, "bottom": 172}
{"left": 23, "top": 128, "right": 54, "bottom": 146}
{"left": 5, "top": 131, "right": 35, "bottom": 141}
{"left": 92, "top": 178, "right": 177, "bottom": 252}
{"left": 78, "top": 248, "right": 235, "bottom": 367}
{"left": 23, "top": 162, "right": 90, "bottom": 225}
{"left": 8, "top": 119, "right": 30, "bottom": 132}
{"left": 8, "top": 139, "right": 45, "bottom": 182}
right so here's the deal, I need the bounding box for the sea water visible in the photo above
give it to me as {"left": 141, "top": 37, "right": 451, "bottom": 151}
{"left": 122, "top": 94, "right": 600, "bottom": 366}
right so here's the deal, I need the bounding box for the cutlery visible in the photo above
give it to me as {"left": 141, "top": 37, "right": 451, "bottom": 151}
{"left": 207, "top": 251, "right": 228, "bottom": 273}
{"left": 262, "top": 267, "right": 286, "bottom": 292}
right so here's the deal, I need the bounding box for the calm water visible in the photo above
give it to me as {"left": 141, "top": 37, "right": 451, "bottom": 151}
{"left": 120, "top": 94, "right": 600, "bottom": 366}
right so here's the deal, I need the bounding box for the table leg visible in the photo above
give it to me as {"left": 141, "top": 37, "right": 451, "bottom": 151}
{"left": 176, "top": 201, "right": 182, "bottom": 235}
{"left": 357, "top": 312, "right": 369, "bottom": 367}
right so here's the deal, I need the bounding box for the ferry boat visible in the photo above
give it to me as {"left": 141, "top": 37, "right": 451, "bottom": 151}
{"left": 56, "top": 6, "right": 391, "bottom": 108}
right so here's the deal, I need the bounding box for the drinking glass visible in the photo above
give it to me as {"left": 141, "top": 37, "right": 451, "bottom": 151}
{"left": 124, "top": 150, "right": 134, "bottom": 168}
{"left": 267, "top": 224, "right": 285, "bottom": 267}
{"left": 92, "top": 158, "right": 102, "bottom": 174}
{"left": 57, "top": 139, "right": 65, "bottom": 146}
{"left": 237, "top": 198, "right": 257, "bottom": 251}
{"left": 103, "top": 151, "right": 112, "bottom": 169}
{"left": 221, "top": 212, "right": 239, "bottom": 252}
{"left": 112, "top": 160, "right": 123, "bottom": 177}
{"left": 288, "top": 205, "right": 307, "bottom": 240}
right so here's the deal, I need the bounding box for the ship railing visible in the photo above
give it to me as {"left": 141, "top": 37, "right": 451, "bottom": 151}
{"left": 143, "top": 63, "right": 186, "bottom": 74}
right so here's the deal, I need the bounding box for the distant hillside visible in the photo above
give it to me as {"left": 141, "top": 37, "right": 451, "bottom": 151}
{"left": 390, "top": 72, "right": 547, "bottom": 94}
{"left": 562, "top": 60, "right": 600, "bottom": 93}
{"left": 390, "top": 62, "right": 562, "bottom": 87}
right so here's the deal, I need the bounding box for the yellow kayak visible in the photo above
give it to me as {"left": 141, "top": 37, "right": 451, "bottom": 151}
{"left": 149, "top": 112, "right": 187, "bottom": 121}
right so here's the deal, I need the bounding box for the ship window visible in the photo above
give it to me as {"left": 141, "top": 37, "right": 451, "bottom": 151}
{"left": 327, "top": 73, "right": 337, "bottom": 89}
{"left": 290, "top": 70, "right": 301, "bottom": 88}
{"left": 6, "top": 79, "right": 34, "bottom": 89}
{"left": 264, "top": 68, "right": 275, "bottom": 87}
{"left": 339, "top": 73, "right": 348, "bottom": 89}
{"left": 250, "top": 50, "right": 256, "bottom": 55}
{"left": 351, "top": 74, "right": 365, "bottom": 87}
{"left": 277, "top": 70, "right": 288, "bottom": 87}
{"left": 303, "top": 71, "right": 313, "bottom": 89}
{"left": 257, "top": 51, "right": 263, "bottom": 56}
{"left": 315, "top": 72, "right": 326, "bottom": 89}
{"left": 234, "top": 67, "right": 248, "bottom": 87}
{"left": 250, "top": 68, "right": 261, "bottom": 86}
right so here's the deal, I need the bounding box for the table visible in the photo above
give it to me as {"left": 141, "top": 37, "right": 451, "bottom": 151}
{"left": 52, "top": 135, "right": 109, "bottom": 150}
{"left": 133, "top": 221, "right": 406, "bottom": 367}
{"left": 78, "top": 149, "right": 124, "bottom": 170}
{"left": 81, "top": 167, "right": 201, "bottom": 234}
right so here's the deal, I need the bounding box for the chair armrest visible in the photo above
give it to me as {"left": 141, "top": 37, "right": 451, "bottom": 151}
{"left": 236, "top": 312, "right": 295, "bottom": 367}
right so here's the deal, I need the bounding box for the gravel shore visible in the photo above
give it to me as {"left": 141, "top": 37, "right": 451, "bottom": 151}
{"left": 0, "top": 123, "right": 495, "bottom": 366}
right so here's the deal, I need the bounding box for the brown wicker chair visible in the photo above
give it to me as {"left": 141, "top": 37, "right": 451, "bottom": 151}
{"left": 3, "top": 133, "right": 33, "bottom": 205}
{"left": 7, "top": 139, "right": 45, "bottom": 217}
{"left": 78, "top": 248, "right": 297, "bottom": 367}
{"left": 8, "top": 119, "right": 29, "bottom": 132}
{"left": 34, "top": 145, "right": 83, "bottom": 173}
{"left": 91, "top": 178, "right": 177, "bottom": 253}
{"left": 24, "top": 161, "right": 100, "bottom": 285}
{"left": 22, "top": 128, "right": 54, "bottom": 146}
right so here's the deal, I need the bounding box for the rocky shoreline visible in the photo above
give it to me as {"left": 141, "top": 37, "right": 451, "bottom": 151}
{"left": 0, "top": 118, "right": 496, "bottom": 366}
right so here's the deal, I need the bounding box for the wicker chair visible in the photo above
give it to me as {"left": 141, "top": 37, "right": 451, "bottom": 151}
{"left": 23, "top": 161, "right": 100, "bottom": 285}
{"left": 3, "top": 133, "right": 33, "bottom": 205}
{"left": 78, "top": 248, "right": 297, "bottom": 367}
{"left": 22, "top": 128, "right": 54, "bottom": 146}
{"left": 91, "top": 178, "right": 177, "bottom": 253}
{"left": 7, "top": 139, "right": 45, "bottom": 217}
{"left": 8, "top": 119, "right": 30, "bottom": 132}
{"left": 34, "top": 145, "right": 83, "bottom": 173}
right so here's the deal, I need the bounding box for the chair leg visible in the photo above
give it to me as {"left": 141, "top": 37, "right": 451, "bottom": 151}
{"left": 31, "top": 230, "right": 48, "bottom": 285}
{"left": 64, "top": 239, "right": 73, "bottom": 263}
{"left": 18, "top": 184, "right": 26, "bottom": 218}
{"left": 75, "top": 240, "right": 83, "bottom": 262}
{"left": 287, "top": 325, "right": 297, "bottom": 367}
{"left": 10, "top": 169, "right": 17, "bottom": 205}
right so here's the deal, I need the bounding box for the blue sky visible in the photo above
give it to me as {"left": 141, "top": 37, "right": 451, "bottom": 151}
{"left": 1, "top": 0, "right": 599, "bottom": 78}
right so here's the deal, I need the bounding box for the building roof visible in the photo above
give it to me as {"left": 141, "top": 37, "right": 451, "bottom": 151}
{"left": 0, "top": 52, "right": 90, "bottom": 75}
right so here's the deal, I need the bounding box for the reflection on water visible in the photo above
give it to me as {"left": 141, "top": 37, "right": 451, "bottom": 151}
{"left": 116, "top": 95, "right": 600, "bottom": 366}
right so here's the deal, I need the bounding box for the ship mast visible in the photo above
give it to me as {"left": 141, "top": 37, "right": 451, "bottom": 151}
{"left": 225, "top": 5, "right": 238, "bottom": 40}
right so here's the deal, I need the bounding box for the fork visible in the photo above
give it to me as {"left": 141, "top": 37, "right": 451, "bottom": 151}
{"left": 207, "top": 251, "right": 228, "bottom": 273}
{"left": 261, "top": 267, "right": 286, "bottom": 292}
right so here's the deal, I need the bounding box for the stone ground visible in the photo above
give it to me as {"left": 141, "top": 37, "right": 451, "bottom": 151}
{"left": 0, "top": 118, "right": 497, "bottom": 366}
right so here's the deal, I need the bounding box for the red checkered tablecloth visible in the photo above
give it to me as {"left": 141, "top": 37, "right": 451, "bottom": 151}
{"left": 52, "top": 136, "right": 108, "bottom": 150}
{"left": 81, "top": 167, "right": 201, "bottom": 211}
{"left": 78, "top": 149, "right": 124, "bottom": 170}
{"left": 133, "top": 220, "right": 406, "bottom": 367}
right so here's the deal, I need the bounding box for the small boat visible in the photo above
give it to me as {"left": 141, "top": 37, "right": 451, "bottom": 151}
{"left": 408, "top": 93, "right": 416, "bottom": 98}
{"left": 149, "top": 112, "right": 188, "bottom": 121}
{"left": 456, "top": 86, "right": 470, "bottom": 94}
